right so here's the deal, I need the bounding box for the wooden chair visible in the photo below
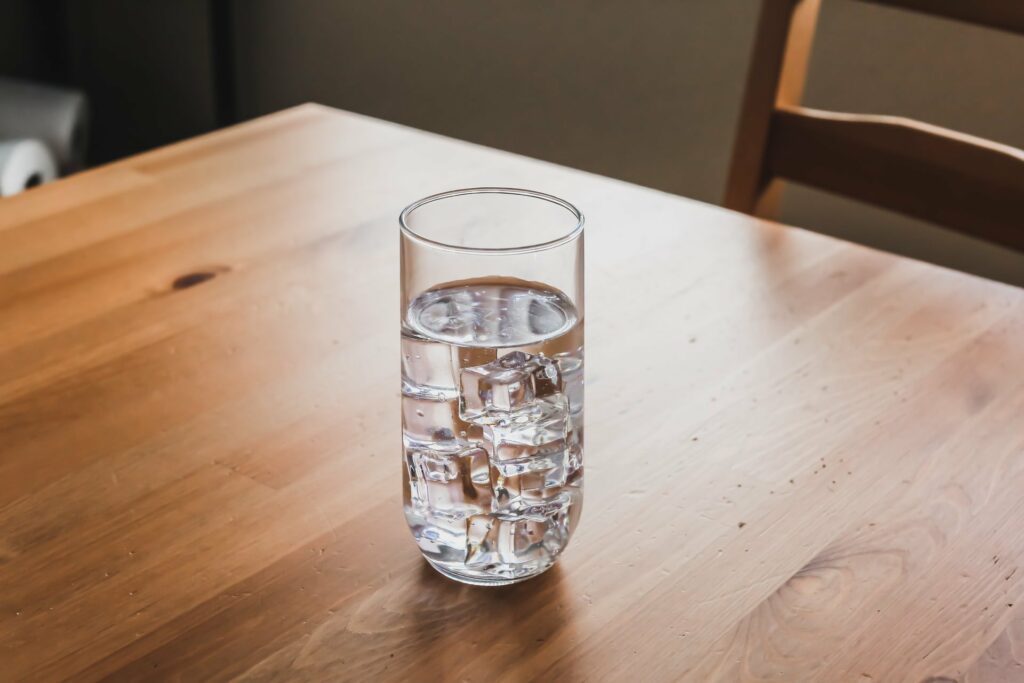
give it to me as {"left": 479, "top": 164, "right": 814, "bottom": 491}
{"left": 724, "top": 0, "right": 1024, "bottom": 253}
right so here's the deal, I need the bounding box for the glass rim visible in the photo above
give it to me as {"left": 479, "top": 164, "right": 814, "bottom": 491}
{"left": 399, "top": 187, "right": 584, "bottom": 255}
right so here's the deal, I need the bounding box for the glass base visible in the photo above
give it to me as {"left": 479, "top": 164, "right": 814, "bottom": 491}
{"left": 425, "top": 557, "right": 555, "bottom": 587}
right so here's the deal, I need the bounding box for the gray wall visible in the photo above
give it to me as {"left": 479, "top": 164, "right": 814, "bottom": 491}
{"left": 230, "top": 1, "right": 1023, "bottom": 285}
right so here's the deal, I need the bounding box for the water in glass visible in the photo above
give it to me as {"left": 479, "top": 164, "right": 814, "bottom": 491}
{"left": 401, "top": 277, "right": 583, "bottom": 584}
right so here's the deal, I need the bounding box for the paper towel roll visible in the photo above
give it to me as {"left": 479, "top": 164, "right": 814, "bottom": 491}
{"left": 0, "top": 139, "right": 58, "bottom": 197}
{"left": 0, "top": 78, "right": 88, "bottom": 173}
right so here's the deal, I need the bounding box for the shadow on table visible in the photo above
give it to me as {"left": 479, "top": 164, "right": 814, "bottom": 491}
{"left": 405, "top": 559, "right": 581, "bottom": 680}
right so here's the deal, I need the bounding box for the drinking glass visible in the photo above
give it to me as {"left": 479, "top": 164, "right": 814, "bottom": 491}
{"left": 399, "top": 188, "right": 584, "bottom": 585}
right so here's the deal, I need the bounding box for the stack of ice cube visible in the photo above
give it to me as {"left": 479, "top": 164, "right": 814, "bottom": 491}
{"left": 456, "top": 352, "right": 574, "bottom": 569}
{"left": 402, "top": 335, "right": 579, "bottom": 572}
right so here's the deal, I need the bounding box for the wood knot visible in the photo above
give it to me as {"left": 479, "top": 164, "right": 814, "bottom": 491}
{"left": 171, "top": 266, "right": 229, "bottom": 290}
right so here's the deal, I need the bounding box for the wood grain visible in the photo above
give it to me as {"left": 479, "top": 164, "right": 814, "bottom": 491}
{"left": 2, "top": 104, "right": 1024, "bottom": 682}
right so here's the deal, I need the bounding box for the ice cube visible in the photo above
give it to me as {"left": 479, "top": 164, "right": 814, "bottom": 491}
{"left": 483, "top": 399, "right": 568, "bottom": 462}
{"left": 464, "top": 499, "right": 573, "bottom": 571}
{"left": 401, "top": 334, "right": 456, "bottom": 391}
{"left": 459, "top": 351, "right": 563, "bottom": 424}
{"left": 491, "top": 455, "right": 568, "bottom": 512}
{"left": 406, "top": 444, "right": 492, "bottom": 514}
{"left": 418, "top": 449, "right": 458, "bottom": 482}
{"left": 565, "top": 414, "right": 583, "bottom": 466}
{"left": 464, "top": 514, "right": 552, "bottom": 568}
{"left": 460, "top": 353, "right": 533, "bottom": 422}
{"left": 404, "top": 443, "right": 492, "bottom": 564}
{"left": 566, "top": 441, "right": 583, "bottom": 475}
{"left": 404, "top": 509, "right": 468, "bottom": 563}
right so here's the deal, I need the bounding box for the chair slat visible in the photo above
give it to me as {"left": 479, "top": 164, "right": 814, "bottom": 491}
{"left": 767, "top": 106, "right": 1024, "bottom": 251}
{"left": 724, "top": 0, "right": 821, "bottom": 214}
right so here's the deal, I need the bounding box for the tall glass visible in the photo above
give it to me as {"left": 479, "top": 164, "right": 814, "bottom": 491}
{"left": 399, "top": 188, "right": 584, "bottom": 585}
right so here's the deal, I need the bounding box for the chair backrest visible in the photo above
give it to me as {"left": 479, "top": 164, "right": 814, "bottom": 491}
{"left": 724, "top": 0, "right": 1024, "bottom": 253}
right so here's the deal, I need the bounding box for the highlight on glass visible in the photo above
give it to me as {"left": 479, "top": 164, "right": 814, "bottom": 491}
{"left": 399, "top": 188, "right": 584, "bottom": 585}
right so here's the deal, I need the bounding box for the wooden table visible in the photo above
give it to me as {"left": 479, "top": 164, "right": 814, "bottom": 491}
{"left": 2, "top": 104, "right": 1023, "bottom": 682}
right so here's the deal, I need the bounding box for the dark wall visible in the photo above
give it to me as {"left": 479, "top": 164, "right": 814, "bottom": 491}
{"left": 64, "top": 0, "right": 219, "bottom": 163}
{"left": 0, "top": 0, "right": 69, "bottom": 82}
{"left": 0, "top": 0, "right": 219, "bottom": 164}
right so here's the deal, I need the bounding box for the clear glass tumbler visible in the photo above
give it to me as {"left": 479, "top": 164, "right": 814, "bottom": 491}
{"left": 399, "top": 188, "right": 584, "bottom": 585}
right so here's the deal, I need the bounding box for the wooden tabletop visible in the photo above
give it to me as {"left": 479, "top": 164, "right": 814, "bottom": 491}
{"left": 2, "top": 104, "right": 1023, "bottom": 682}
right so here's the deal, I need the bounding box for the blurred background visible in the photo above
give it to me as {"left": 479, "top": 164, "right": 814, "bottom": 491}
{"left": 2, "top": 0, "right": 1022, "bottom": 284}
